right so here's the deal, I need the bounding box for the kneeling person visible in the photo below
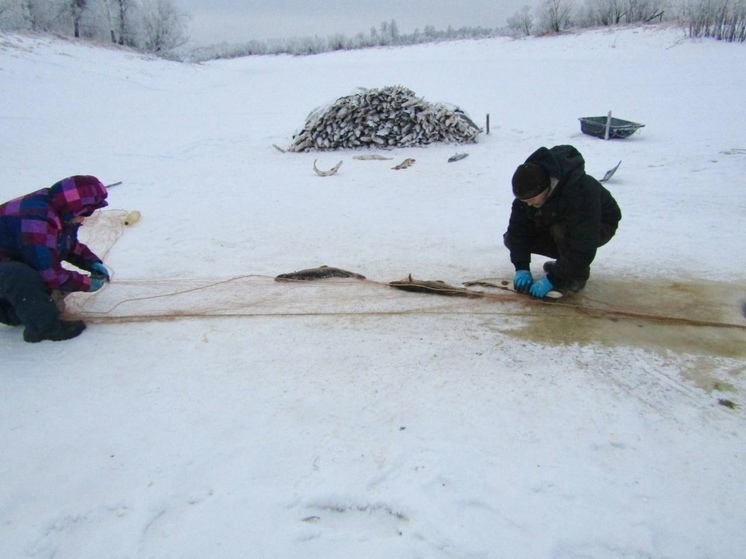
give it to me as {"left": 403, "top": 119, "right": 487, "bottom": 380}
{"left": 504, "top": 145, "right": 621, "bottom": 298}
{"left": 0, "top": 176, "right": 110, "bottom": 342}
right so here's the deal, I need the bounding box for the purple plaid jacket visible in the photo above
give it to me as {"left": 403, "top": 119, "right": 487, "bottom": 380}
{"left": 0, "top": 176, "right": 109, "bottom": 292}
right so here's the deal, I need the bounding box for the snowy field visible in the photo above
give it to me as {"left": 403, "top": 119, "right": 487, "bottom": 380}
{"left": 1, "top": 25, "right": 745, "bottom": 558}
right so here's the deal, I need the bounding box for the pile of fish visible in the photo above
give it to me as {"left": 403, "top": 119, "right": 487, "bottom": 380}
{"left": 287, "top": 86, "right": 482, "bottom": 152}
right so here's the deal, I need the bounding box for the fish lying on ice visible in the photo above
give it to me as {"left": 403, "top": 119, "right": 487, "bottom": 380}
{"left": 448, "top": 152, "right": 469, "bottom": 162}
{"left": 389, "top": 274, "right": 470, "bottom": 296}
{"left": 313, "top": 160, "right": 343, "bottom": 177}
{"left": 392, "top": 158, "right": 416, "bottom": 170}
{"left": 275, "top": 265, "right": 366, "bottom": 281}
{"left": 353, "top": 154, "right": 394, "bottom": 160}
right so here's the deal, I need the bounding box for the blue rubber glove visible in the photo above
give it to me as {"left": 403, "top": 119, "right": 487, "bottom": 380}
{"left": 91, "top": 262, "right": 110, "bottom": 281}
{"left": 513, "top": 270, "right": 533, "bottom": 293}
{"left": 88, "top": 277, "right": 105, "bottom": 292}
{"left": 529, "top": 276, "right": 553, "bottom": 298}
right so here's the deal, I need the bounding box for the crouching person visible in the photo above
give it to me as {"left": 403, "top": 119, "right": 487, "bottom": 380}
{"left": 504, "top": 145, "right": 622, "bottom": 298}
{"left": 0, "top": 176, "right": 110, "bottom": 342}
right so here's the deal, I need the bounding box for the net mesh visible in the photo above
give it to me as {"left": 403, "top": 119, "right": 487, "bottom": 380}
{"left": 64, "top": 210, "right": 746, "bottom": 331}
{"left": 67, "top": 210, "right": 503, "bottom": 322}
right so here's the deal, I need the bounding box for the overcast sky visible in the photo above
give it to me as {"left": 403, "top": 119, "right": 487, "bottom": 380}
{"left": 173, "top": 0, "right": 534, "bottom": 45}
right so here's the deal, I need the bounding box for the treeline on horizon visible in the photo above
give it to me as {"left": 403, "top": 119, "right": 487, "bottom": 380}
{"left": 0, "top": 0, "right": 744, "bottom": 62}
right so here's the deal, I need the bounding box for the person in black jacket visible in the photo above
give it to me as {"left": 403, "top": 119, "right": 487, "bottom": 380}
{"left": 504, "top": 145, "right": 621, "bottom": 298}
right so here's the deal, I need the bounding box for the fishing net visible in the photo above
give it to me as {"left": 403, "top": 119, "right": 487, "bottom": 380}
{"left": 65, "top": 210, "right": 746, "bottom": 333}
{"left": 65, "top": 275, "right": 500, "bottom": 323}
{"left": 64, "top": 210, "right": 494, "bottom": 323}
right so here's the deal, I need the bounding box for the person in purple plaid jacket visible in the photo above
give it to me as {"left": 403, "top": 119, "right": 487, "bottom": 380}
{"left": 0, "top": 176, "right": 110, "bottom": 342}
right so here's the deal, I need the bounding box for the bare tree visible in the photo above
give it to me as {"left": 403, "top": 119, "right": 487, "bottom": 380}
{"left": 580, "top": 0, "right": 626, "bottom": 25}
{"left": 139, "top": 0, "right": 189, "bottom": 52}
{"left": 390, "top": 18, "right": 400, "bottom": 43}
{"left": 684, "top": 0, "right": 746, "bottom": 41}
{"left": 539, "top": 0, "right": 575, "bottom": 32}
{"left": 375, "top": 19, "right": 400, "bottom": 45}
{"left": 102, "top": 0, "right": 137, "bottom": 45}
{"left": 59, "top": 0, "right": 87, "bottom": 37}
{"left": 379, "top": 19, "right": 391, "bottom": 45}
{"left": 624, "top": 0, "right": 666, "bottom": 22}
{"left": 507, "top": 5, "right": 535, "bottom": 36}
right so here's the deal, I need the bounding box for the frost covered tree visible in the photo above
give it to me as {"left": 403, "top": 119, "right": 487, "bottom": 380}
{"left": 423, "top": 24, "right": 437, "bottom": 39}
{"left": 507, "top": 5, "right": 536, "bottom": 36}
{"left": 538, "top": 0, "right": 575, "bottom": 32}
{"left": 372, "top": 19, "right": 401, "bottom": 45}
{"left": 379, "top": 19, "right": 390, "bottom": 44}
{"left": 682, "top": 0, "right": 746, "bottom": 41}
{"left": 64, "top": 0, "right": 86, "bottom": 37}
{"left": 388, "top": 18, "right": 400, "bottom": 43}
{"left": 58, "top": 0, "right": 130, "bottom": 42}
{"left": 0, "top": 0, "right": 80, "bottom": 34}
{"left": 103, "top": 0, "right": 138, "bottom": 45}
{"left": 579, "top": 0, "right": 667, "bottom": 25}
{"left": 624, "top": 0, "right": 667, "bottom": 22}
{"left": 326, "top": 32, "right": 347, "bottom": 51}
{"left": 579, "top": 0, "right": 627, "bottom": 25}
{"left": 139, "top": 0, "right": 189, "bottom": 52}
{"left": 22, "top": 0, "right": 63, "bottom": 32}
{"left": 0, "top": 0, "right": 194, "bottom": 53}
{"left": 0, "top": 0, "right": 28, "bottom": 29}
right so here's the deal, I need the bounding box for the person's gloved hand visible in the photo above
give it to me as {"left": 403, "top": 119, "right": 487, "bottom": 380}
{"left": 91, "top": 262, "right": 110, "bottom": 281}
{"left": 88, "top": 277, "right": 105, "bottom": 292}
{"left": 529, "top": 276, "right": 553, "bottom": 298}
{"left": 513, "top": 270, "right": 533, "bottom": 293}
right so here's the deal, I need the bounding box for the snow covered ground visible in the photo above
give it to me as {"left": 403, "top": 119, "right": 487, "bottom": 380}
{"left": 1, "top": 25, "right": 745, "bottom": 558}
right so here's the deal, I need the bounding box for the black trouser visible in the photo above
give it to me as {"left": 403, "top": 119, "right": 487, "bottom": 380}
{"left": 0, "top": 261, "right": 60, "bottom": 333}
{"left": 503, "top": 223, "right": 616, "bottom": 285}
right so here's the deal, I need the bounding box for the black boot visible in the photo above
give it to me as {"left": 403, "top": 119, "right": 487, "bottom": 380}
{"left": 543, "top": 261, "right": 587, "bottom": 293}
{"left": 0, "top": 300, "right": 22, "bottom": 326}
{"left": 566, "top": 279, "right": 587, "bottom": 293}
{"left": 0, "top": 261, "right": 80, "bottom": 340}
{"left": 23, "top": 320, "right": 86, "bottom": 343}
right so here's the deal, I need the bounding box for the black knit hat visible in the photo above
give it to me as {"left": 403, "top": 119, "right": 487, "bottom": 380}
{"left": 512, "top": 163, "right": 550, "bottom": 200}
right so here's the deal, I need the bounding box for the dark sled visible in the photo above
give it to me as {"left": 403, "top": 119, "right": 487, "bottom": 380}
{"left": 579, "top": 116, "right": 644, "bottom": 139}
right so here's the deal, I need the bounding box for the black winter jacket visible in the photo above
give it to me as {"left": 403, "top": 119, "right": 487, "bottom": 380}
{"left": 507, "top": 145, "right": 621, "bottom": 285}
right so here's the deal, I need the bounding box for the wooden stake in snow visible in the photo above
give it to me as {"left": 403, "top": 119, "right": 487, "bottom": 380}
{"left": 604, "top": 110, "right": 612, "bottom": 140}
